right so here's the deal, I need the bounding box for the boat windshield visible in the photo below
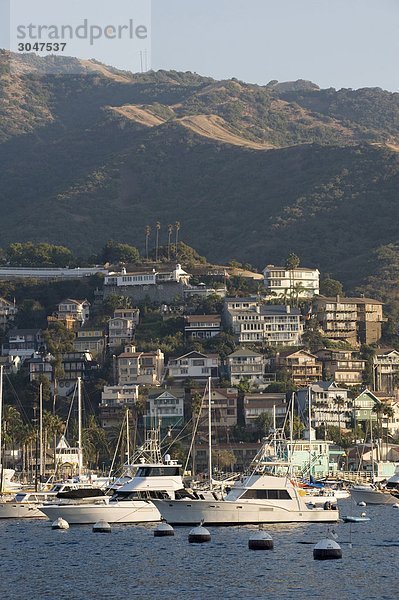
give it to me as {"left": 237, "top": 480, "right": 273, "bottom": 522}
{"left": 135, "top": 466, "right": 180, "bottom": 477}
{"left": 239, "top": 489, "right": 292, "bottom": 500}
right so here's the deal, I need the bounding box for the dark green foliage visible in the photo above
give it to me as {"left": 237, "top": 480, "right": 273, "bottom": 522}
{"left": 100, "top": 240, "right": 140, "bottom": 264}
{"left": 5, "top": 242, "right": 74, "bottom": 267}
{"left": 320, "top": 278, "right": 344, "bottom": 297}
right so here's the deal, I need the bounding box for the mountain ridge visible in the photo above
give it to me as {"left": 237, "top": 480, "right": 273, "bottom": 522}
{"left": 1, "top": 52, "right": 399, "bottom": 298}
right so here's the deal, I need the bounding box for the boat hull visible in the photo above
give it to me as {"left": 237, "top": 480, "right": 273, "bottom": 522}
{"left": 40, "top": 500, "right": 160, "bottom": 524}
{"left": 152, "top": 499, "right": 340, "bottom": 525}
{"left": 350, "top": 487, "right": 398, "bottom": 505}
{"left": 0, "top": 502, "right": 46, "bottom": 519}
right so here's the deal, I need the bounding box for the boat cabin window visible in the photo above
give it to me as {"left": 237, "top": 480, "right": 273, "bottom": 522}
{"left": 135, "top": 466, "right": 180, "bottom": 478}
{"left": 241, "top": 489, "right": 292, "bottom": 500}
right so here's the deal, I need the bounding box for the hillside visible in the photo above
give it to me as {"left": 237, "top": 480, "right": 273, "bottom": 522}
{"left": 1, "top": 51, "right": 399, "bottom": 292}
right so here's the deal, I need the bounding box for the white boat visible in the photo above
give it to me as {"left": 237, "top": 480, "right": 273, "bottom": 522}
{"left": 350, "top": 483, "right": 399, "bottom": 505}
{"left": 152, "top": 470, "right": 340, "bottom": 525}
{"left": 40, "top": 428, "right": 184, "bottom": 525}
{"left": 0, "top": 482, "right": 101, "bottom": 519}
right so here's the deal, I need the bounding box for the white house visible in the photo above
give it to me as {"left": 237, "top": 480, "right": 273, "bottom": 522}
{"left": 225, "top": 302, "right": 303, "bottom": 346}
{"left": 263, "top": 265, "right": 320, "bottom": 299}
{"left": 57, "top": 299, "right": 90, "bottom": 326}
{"left": 226, "top": 348, "right": 267, "bottom": 387}
{"left": 144, "top": 390, "right": 185, "bottom": 429}
{"left": 168, "top": 351, "right": 220, "bottom": 381}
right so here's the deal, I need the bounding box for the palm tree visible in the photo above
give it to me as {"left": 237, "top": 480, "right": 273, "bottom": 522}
{"left": 334, "top": 395, "right": 346, "bottom": 442}
{"left": 167, "top": 224, "right": 173, "bottom": 261}
{"left": 145, "top": 225, "right": 151, "bottom": 260}
{"left": 382, "top": 405, "right": 394, "bottom": 459}
{"left": 174, "top": 221, "right": 180, "bottom": 259}
{"left": 155, "top": 221, "right": 161, "bottom": 262}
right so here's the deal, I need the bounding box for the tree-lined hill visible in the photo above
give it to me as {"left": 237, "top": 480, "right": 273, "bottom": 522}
{"left": 1, "top": 50, "right": 399, "bottom": 293}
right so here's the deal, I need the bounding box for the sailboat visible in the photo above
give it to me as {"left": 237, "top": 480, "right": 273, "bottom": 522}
{"left": 0, "top": 377, "right": 109, "bottom": 518}
{"left": 350, "top": 414, "right": 399, "bottom": 505}
{"left": 0, "top": 365, "right": 22, "bottom": 495}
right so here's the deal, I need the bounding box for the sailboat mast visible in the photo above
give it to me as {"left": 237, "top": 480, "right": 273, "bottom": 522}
{"left": 308, "top": 386, "right": 312, "bottom": 478}
{"left": 0, "top": 365, "right": 3, "bottom": 468}
{"left": 370, "top": 413, "right": 375, "bottom": 484}
{"left": 0, "top": 365, "right": 3, "bottom": 493}
{"left": 77, "top": 377, "right": 83, "bottom": 477}
{"left": 39, "top": 382, "right": 44, "bottom": 483}
{"left": 126, "top": 408, "right": 130, "bottom": 464}
{"left": 208, "top": 377, "right": 213, "bottom": 490}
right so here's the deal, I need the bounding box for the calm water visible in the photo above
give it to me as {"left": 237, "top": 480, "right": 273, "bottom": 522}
{"left": 0, "top": 499, "right": 397, "bottom": 600}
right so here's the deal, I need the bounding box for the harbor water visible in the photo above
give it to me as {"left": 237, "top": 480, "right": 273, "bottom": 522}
{"left": 0, "top": 499, "right": 397, "bottom": 600}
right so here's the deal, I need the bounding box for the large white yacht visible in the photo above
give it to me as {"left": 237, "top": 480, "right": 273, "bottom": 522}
{"left": 152, "top": 468, "right": 340, "bottom": 525}
{"left": 40, "top": 458, "right": 184, "bottom": 524}
{"left": 40, "top": 428, "right": 185, "bottom": 524}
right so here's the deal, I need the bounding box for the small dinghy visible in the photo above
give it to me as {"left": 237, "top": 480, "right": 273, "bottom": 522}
{"left": 342, "top": 515, "right": 370, "bottom": 523}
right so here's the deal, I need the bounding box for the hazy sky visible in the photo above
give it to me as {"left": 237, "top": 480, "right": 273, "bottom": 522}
{"left": 1, "top": 0, "right": 398, "bottom": 90}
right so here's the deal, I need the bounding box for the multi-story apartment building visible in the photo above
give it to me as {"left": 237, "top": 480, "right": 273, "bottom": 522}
{"left": 3, "top": 328, "right": 44, "bottom": 359}
{"left": 315, "top": 349, "right": 366, "bottom": 387}
{"left": 108, "top": 308, "right": 140, "bottom": 351}
{"left": 225, "top": 302, "right": 303, "bottom": 346}
{"left": 168, "top": 351, "right": 219, "bottom": 381}
{"left": 100, "top": 385, "right": 139, "bottom": 429}
{"left": 0, "top": 297, "right": 17, "bottom": 329}
{"left": 313, "top": 295, "right": 384, "bottom": 346}
{"left": 195, "top": 387, "right": 238, "bottom": 430}
{"left": 144, "top": 390, "right": 184, "bottom": 430}
{"left": 243, "top": 392, "right": 287, "bottom": 427}
{"left": 73, "top": 327, "right": 105, "bottom": 358}
{"left": 373, "top": 349, "right": 399, "bottom": 393}
{"left": 184, "top": 315, "right": 221, "bottom": 340}
{"left": 271, "top": 350, "right": 322, "bottom": 387}
{"left": 117, "top": 345, "right": 164, "bottom": 386}
{"left": 263, "top": 265, "right": 320, "bottom": 299}
{"left": 225, "top": 348, "right": 267, "bottom": 387}
{"left": 297, "top": 381, "right": 352, "bottom": 429}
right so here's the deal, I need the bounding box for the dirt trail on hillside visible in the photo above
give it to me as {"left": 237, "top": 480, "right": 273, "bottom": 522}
{"left": 178, "top": 114, "right": 272, "bottom": 150}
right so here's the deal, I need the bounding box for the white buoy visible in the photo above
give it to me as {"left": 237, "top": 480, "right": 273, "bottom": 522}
{"left": 248, "top": 529, "right": 274, "bottom": 550}
{"left": 393, "top": 503, "right": 399, "bottom": 509}
{"left": 313, "top": 538, "right": 342, "bottom": 560}
{"left": 360, "top": 512, "right": 367, "bottom": 518}
{"left": 93, "top": 520, "right": 111, "bottom": 533}
{"left": 154, "top": 522, "right": 175, "bottom": 537}
{"left": 188, "top": 521, "right": 211, "bottom": 543}
{"left": 52, "top": 517, "right": 69, "bottom": 530}
{"left": 358, "top": 501, "right": 366, "bottom": 507}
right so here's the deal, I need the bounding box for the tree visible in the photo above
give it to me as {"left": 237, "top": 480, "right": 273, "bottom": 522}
{"left": 334, "top": 395, "right": 346, "bottom": 442}
{"left": 212, "top": 449, "right": 236, "bottom": 472}
{"left": 320, "top": 277, "right": 344, "bottom": 297}
{"left": 100, "top": 241, "right": 140, "bottom": 264}
{"left": 285, "top": 253, "right": 300, "bottom": 270}
{"left": 43, "top": 321, "right": 75, "bottom": 356}
{"left": 256, "top": 412, "right": 273, "bottom": 436}
{"left": 6, "top": 242, "right": 74, "bottom": 267}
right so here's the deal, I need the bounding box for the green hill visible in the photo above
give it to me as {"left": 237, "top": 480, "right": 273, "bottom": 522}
{"left": 1, "top": 51, "right": 399, "bottom": 293}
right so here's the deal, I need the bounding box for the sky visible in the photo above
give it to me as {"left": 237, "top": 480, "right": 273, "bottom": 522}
{"left": 1, "top": 0, "right": 398, "bottom": 90}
